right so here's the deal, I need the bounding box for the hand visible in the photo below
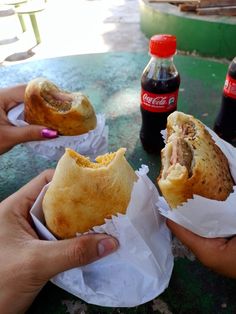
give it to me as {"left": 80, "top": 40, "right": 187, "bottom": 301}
{"left": 0, "top": 170, "right": 118, "bottom": 314}
{"left": 167, "top": 219, "right": 236, "bottom": 279}
{"left": 0, "top": 84, "right": 58, "bottom": 154}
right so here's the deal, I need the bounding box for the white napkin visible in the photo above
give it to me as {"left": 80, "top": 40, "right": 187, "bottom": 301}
{"left": 8, "top": 104, "right": 108, "bottom": 161}
{"left": 30, "top": 166, "right": 173, "bottom": 307}
{"left": 158, "top": 127, "right": 236, "bottom": 238}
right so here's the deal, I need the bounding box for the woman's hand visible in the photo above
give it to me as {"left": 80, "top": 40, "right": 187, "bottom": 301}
{"left": 0, "top": 84, "right": 58, "bottom": 154}
{"left": 0, "top": 170, "right": 118, "bottom": 314}
{"left": 167, "top": 219, "right": 236, "bottom": 279}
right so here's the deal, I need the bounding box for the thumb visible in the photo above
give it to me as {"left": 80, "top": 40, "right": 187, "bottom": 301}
{"left": 166, "top": 219, "right": 206, "bottom": 251}
{"left": 37, "top": 234, "right": 119, "bottom": 279}
{"left": 9, "top": 125, "right": 58, "bottom": 145}
{"left": 166, "top": 219, "right": 212, "bottom": 260}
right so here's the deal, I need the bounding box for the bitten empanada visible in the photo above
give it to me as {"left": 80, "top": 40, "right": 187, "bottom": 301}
{"left": 24, "top": 77, "right": 97, "bottom": 135}
{"left": 43, "top": 148, "right": 137, "bottom": 238}
{"left": 157, "top": 111, "right": 234, "bottom": 208}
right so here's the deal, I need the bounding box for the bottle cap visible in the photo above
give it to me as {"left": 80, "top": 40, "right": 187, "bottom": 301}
{"left": 149, "top": 34, "right": 177, "bottom": 58}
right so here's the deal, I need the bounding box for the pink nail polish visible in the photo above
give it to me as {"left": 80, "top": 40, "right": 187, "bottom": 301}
{"left": 41, "top": 128, "right": 58, "bottom": 139}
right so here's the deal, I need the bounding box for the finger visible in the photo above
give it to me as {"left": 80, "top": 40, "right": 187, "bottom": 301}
{"left": 166, "top": 219, "right": 227, "bottom": 267}
{"left": 166, "top": 219, "right": 210, "bottom": 255}
{"left": 217, "top": 237, "right": 236, "bottom": 278}
{"left": 5, "top": 170, "right": 54, "bottom": 215}
{"left": 1, "top": 84, "right": 27, "bottom": 111}
{"left": 5, "top": 125, "right": 58, "bottom": 147}
{"left": 36, "top": 234, "right": 119, "bottom": 278}
{"left": 17, "top": 169, "right": 54, "bottom": 201}
{"left": 0, "top": 125, "right": 58, "bottom": 154}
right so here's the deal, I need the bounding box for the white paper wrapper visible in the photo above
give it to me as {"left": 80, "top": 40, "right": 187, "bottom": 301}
{"left": 158, "top": 127, "right": 236, "bottom": 238}
{"left": 30, "top": 166, "right": 173, "bottom": 307}
{"left": 8, "top": 104, "right": 108, "bottom": 161}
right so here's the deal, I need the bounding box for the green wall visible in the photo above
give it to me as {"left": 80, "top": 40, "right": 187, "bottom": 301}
{"left": 140, "top": 0, "right": 236, "bottom": 59}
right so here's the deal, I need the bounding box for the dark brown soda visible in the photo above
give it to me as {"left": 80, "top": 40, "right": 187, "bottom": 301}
{"left": 140, "top": 71, "right": 180, "bottom": 153}
{"left": 213, "top": 59, "right": 236, "bottom": 146}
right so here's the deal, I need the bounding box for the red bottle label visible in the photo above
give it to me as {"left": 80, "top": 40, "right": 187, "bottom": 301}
{"left": 141, "top": 88, "right": 179, "bottom": 112}
{"left": 223, "top": 74, "right": 236, "bottom": 100}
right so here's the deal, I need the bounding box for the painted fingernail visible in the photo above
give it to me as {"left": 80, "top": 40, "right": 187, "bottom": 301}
{"left": 98, "top": 237, "right": 119, "bottom": 257}
{"left": 41, "top": 128, "right": 58, "bottom": 139}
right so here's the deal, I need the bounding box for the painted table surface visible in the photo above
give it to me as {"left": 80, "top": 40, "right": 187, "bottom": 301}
{"left": 0, "top": 52, "right": 235, "bottom": 314}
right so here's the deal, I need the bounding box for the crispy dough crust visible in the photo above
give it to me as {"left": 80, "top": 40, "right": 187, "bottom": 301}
{"left": 157, "top": 111, "right": 234, "bottom": 208}
{"left": 24, "top": 77, "right": 97, "bottom": 135}
{"left": 42, "top": 148, "right": 138, "bottom": 238}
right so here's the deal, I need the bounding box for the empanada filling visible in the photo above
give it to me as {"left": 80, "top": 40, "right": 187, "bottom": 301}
{"left": 68, "top": 149, "right": 116, "bottom": 169}
{"left": 163, "top": 119, "right": 196, "bottom": 179}
{"left": 181, "top": 121, "right": 196, "bottom": 139}
{"left": 41, "top": 81, "right": 73, "bottom": 112}
{"left": 170, "top": 138, "right": 193, "bottom": 176}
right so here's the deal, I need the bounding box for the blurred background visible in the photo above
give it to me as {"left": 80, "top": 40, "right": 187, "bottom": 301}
{"left": 1, "top": 0, "right": 235, "bottom": 65}
{"left": 0, "top": 0, "right": 148, "bottom": 65}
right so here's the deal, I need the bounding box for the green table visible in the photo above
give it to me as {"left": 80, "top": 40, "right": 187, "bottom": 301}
{"left": 0, "top": 53, "right": 235, "bottom": 314}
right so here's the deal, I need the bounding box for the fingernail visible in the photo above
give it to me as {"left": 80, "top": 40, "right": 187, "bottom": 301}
{"left": 98, "top": 237, "right": 118, "bottom": 257}
{"left": 41, "top": 128, "right": 58, "bottom": 139}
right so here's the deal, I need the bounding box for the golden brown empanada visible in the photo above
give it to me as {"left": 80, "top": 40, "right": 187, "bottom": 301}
{"left": 43, "top": 148, "right": 138, "bottom": 238}
{"left": 157, "top": 111, "right": 234, "bottom": 208}
{"left": 24, "top": 77, "right": 97, "bottom": 135}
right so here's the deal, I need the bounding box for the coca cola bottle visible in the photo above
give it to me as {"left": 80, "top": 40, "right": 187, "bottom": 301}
{"left": 213, "top": 57, "right": 236, "bottom": 146}
{"left": 140, "top": 34, "right": 180, "bottom": 154}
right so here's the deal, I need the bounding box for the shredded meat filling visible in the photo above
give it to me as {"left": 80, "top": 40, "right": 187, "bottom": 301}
{"left": 41, "top": 82, "right": 73, "bottom": 112}
{"left": 170, "top": 138, "right": 193, "bottom": 176}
